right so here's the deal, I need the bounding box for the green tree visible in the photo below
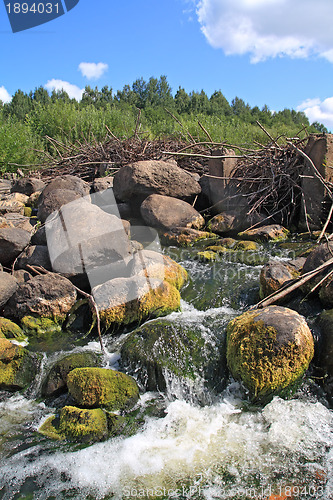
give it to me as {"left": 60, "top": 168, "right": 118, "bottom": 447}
{"left": 175, "top": 87, "right": 190, "bottom": 114}
{"left": 209, "top": 90, "right": 231, "bottom": 116}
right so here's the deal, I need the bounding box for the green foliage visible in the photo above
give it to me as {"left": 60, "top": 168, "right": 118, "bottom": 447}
{"left": 0, "top": 75, "right": 327, "bottom": 173}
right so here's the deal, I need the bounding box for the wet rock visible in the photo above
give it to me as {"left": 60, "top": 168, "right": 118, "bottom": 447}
{"left": 67, "top": 367, "right": 139, "bottom": 411}
{"left": 113, "top": 159, "right": 201, "bottom": 202}
{"left": 39, "top": 406, "right": 108, "bottom": 442}
{"left": 46, "top": 197, "right": 132, "bottom": 288}
{"left": 0, "top": 317, "right": 25, "bottom": 340}
{"left": 0, "top": 338, "right": 39, "bottom": 391}
{"left": 227, "top": 306, "right": 314, "bottom": 402}
{"left": 128, "top": 249, "right": 188, "bottom": 290}
{"left": 0, "top": 272, "right": 18, "bottom": 308}
{"left": 4, "top": 273, "right": 77, "bottom": 322}
{"left": 319, "top": 276, "right": 333, "bottom": 308}
{"left": 0, "top": 227, "right": 31, "bottom": 266}
{"left": 233, "top": 240, "right": 259, "bottom": 251}
{"left": 207, "top": 213, "right": 237, "bottom": 234}
{"left": 121, "top": 318, "right": 227, "bottom": 396}
{"left": 160, "top": 227, "right": 219, "bottom": 247}
{"left": 11, "top": 177, "right": 46, "bottom": 196}
{"left": 16, "top": 245, "right": 52, "bottom": 271}
{"left": 42, "top": 351, "right": 103, "bottom": 397}
{"left": 0, "top": 193, "right": 29, "bottom": 215}
{"left": 317, "top": 310, "right": 333, "bottom": 401}
{"left": 238, "top": 225, "right": 289, "bottom": 242}
{"left": 37, "top": 189, "right": 82, "bottom": 223}
{"left": 92, "top": 276, "right": 180, "bottom": 330}
{"left": 259, "top": 261, "right": 296, "bottom": 298}
{"left": 141, "top": 194, "right": 205, "bottom": 230}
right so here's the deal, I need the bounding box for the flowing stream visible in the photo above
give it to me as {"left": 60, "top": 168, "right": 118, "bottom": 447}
{"left": 0, "top": 242, "right": 333, "bottom": 500}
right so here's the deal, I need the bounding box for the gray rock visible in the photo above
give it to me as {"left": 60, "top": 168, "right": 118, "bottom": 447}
{"left": 12, "top": 269, "right": 32, "bottom": 283}
{"left": 41, "top": 175, "right": 90, "bottom": 198}
{"left": 140, "top": 194, "right": 205, "bottom": 230}
{"left": 113, "top": 160, "right": 201, "bottom": 202}
{"left": 0, "top": 227, "right": 31, "bottom": 266}
{"left": 92, "top": 177, "right": 114, "bottom": 193}
{"left": 31, "top": 225, "right": 47, "bottom": 246}
{"left": 11, "top": 177, "right": 46, "bottom": 196}
{"left": 16, "top": 245, "right": 52, "bottom": 271}
{"left": 4, "top": 273, "right": 77, "bottom": 321}
{"left": 0, "top": 272, "right": 18, "bottom": 308}
{"left": 37, "top": 189, "right": 81, "bottom": 223}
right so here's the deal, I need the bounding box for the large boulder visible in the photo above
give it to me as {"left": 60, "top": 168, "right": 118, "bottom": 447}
{"left": 37, "top": 189, "right": 81, "bottom": 223}
{"left": 45, "top": 197, "right": 132, "bottom": 288}
{"left": 3, "top": 273, "right": 77, "bottom": 323}
{"left": 113, "top": 159, "right": 201, "bottom": 202}
{"left": 0, "top": 272, "right": 18, "bottom": 308}
{"left": 141, "top": 194, "right": 205, "bottom": 231}
{"left": 11, "top": 177, "right": 46, "bottom": 196}
{"left": 92, "top": 276, "right": 180, "bottom": 330}
{"left": 0, "top": 338, "right": 39, "bottom": 391}
{"left": 121, "top": 318, "right": 227, "bottom": 398}
{"left": 67, "top": 367, "right": 139, "bottom": 411}
{"left": 0, "top": 227, "right": 31, "bottom": 266}
{"left": 42, "top": 351, "right": 103, "bottom": 397}
{"left": 128, "top": 249, "right": 188, "bottom": 290}
{"left": 15, "top": 245, "right": 52, "bottom": 271}
{"left": 226, "top": 306, "right": 314, "bottom": 402}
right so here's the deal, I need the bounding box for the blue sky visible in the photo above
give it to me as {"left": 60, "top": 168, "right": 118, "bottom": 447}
{"left": 1, "top": 0, "right": 333, "bottom": 128}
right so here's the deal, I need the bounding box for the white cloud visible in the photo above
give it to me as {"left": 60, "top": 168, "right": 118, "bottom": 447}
{"left": 78, "top": 62, "right": 108, "bottom": 80}
{"left": 44, "top": 79, "right": 84, "bottom": 101}
{"left": 0, "top": 86, "right": 11, "bottom": 103}
{"left": 196, "top": 0, "right": 333, "bottom": 63}
{"left": 298, "top": 97, "right": 333, "bottom": 130}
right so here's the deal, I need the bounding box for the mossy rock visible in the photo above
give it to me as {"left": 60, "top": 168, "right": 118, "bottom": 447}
{"left": 120, "top": 318, "right": 227, "bottom": 395}
{"left": 0, "top": 338, "right": 39, "bottom": 391}
{"left": 67, "top": 367, "right": 140, "bottom": 411}
{"left": 93, "top": 277, "right": 180, "bottom": 331}
{"left": 238, "top": 225, "right": 289, "bottom": 242}
{"left": 206, "top": 245, "right": 228, "bottom": 254}
{"left": 226, "top": 306, "right": 314, "bottom": 403}
{"left": 129, "top": 250, "right": 188, "bottom": 290}
{"left": 0, "top": 317, "right": 26, "bottom": 341}
{"left": 21, "top": 315, "right": 62, "bottom": 338}
{"left": 42, "top": 351, "right": 103, "bottom": 397}
{"left": 196, "top": 251, "right": 217, "bottom": 262}
{"left": 39, "top": 406, "right": 108, "bottom": 442}
{"left": 160, "top": 228, "right": 219, "bottom": 247}
{"left": 234, "top": 240, "right": 259, "bottom": 251}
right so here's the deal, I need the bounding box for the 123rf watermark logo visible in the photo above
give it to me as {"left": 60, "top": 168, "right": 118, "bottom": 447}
{"left": 3, "top": 0, "right": 79, "bottom": 33}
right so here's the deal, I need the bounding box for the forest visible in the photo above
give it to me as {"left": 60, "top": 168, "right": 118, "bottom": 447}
{"left": 0, "top": 75, "right": 327, "bottom": 173}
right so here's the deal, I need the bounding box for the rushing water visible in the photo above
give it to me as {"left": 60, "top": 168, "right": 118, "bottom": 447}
{"left": 0, "top": 242, "right": 332, "bottom": 500}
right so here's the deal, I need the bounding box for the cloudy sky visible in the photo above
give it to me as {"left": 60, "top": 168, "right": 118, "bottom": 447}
{"left": 1, "top": 0, "right": 333, "bottom": 129}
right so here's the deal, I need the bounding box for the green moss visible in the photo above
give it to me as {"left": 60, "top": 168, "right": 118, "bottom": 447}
{"left": 67, "top": 367, "right": 140, "bottom": 411}
{"left": 0, "top": 338, "right": 38, "bottom": 390}
{"left": 196, "top": 251, "right": 217, "bottom": 261}
{"left": 206, "top": 245, "right": 228, "bottom": 253}
{"left": 99, "top": 281, "right": 180, "bottom": 330}
{"left": 160, "top": 256, "right": 188, "bottom": 290}
{"left": 23, "top": 207, "right": 32, "bottom": 217}
{"left": 121, "top": 318, "right": 227, "bottom": 393}
{"left": 0, "top": 317, "right": 26, "bottom": 341}
{"left": 226, "top": 309, "right": 314, "bottom": 403}
{"left": 160, "top": 230, "right": 219, "bottom": 247}
{"left": 39, "top": 406, "right": 108, "bottom": 442}
{"left": 21, "top": 315, "right": 63, "bottom": 337}
{"left": 234, "top": 240, "right": 259, "bottom": 251}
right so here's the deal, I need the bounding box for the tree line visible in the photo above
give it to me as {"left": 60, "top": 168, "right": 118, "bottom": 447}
{"left": 0, "top": 75, "right": 327, "bottom": 172}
